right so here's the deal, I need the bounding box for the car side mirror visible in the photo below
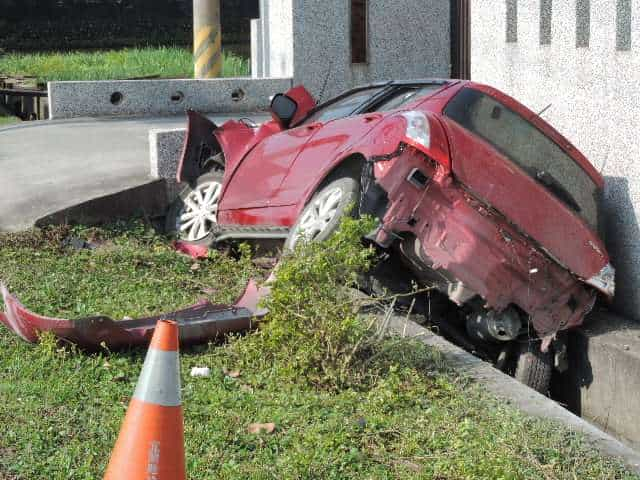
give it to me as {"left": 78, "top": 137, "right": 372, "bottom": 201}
{"left": 270, "top": 94, "right": 298, "bottom": 128}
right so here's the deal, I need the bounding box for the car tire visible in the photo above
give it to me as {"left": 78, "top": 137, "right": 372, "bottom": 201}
{"left": 165, "top": 171, "right": 224, "bottom": 246}
{"left": 513, "top": 341, "right": 553, "bottom": 394}
{"left": 284, "top": 173, "right": 360, "bottom": 250}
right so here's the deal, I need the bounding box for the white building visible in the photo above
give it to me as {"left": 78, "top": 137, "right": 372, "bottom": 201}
{"left": 250, "top": 0, "right": 454, "bottom": 100}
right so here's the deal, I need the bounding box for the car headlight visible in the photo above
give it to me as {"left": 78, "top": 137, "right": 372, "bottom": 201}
{"left": 402, "top": 111, "right": 431, "bottom": 150}
{"left": 585, "top": 263, "right": 615, "bottom": 297}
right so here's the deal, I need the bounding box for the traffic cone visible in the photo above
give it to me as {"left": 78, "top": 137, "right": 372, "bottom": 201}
{"left": 104, "top": 320, "right": 186, "bottom": 480}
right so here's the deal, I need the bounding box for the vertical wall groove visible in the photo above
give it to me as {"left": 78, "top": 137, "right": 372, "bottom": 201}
{"left": 540, "top": 0, "right": 552, "bottom": 44}
{"left": 616, "top": 0, "right": 632, "bottom": 50}
{"left": 506, "top": 0, "right": 518, "bottom": 42}
{"left": 576, "top": 0, "right": 591, "bottom": 48}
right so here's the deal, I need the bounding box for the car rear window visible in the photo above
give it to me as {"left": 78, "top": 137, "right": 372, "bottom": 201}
{"left": 443, "top": 87, "right": 601, "bottom": 231}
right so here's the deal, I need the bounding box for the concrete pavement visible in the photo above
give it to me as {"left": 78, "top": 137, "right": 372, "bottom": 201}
{"left": 0, "top": 113, "right": 266, "bottom": 232}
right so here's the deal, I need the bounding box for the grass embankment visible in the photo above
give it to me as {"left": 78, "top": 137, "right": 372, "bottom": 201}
{"left": 0, "top": 115, "right": 19, "bottom": 126}
{"left": 0, "top": 220, "right": 636, "bottom": 479}
{"left": 0, "top": 47, "right": 249, "bottom": 82}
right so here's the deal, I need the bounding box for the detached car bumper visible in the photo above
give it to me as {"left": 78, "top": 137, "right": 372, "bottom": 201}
{"left": 0, "top": 281, "right": 266, "bottom": 350}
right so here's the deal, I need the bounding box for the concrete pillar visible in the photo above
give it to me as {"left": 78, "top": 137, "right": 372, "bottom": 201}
{"left": 250, "top": 18, "right": 264, "bottom": 78}
{"left": 193, "top": 0, "right": 223, "bottom": 78}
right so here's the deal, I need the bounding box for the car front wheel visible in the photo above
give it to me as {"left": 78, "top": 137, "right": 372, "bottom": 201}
{"left": 166, "top": 171, "right": 223, "bottom": 245}
{"left": 284, "top": 174, "right": 360, "bottom": 250}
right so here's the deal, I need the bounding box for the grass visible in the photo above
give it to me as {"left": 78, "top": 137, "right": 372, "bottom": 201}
{"left": 0, "top": 114, "right": 20, "bottom": 126}
{"left": 0, "top": 220, "right": 637, "bottom": 479}
{"left": 0, "top": 47, "right": 250, "bottom": 83}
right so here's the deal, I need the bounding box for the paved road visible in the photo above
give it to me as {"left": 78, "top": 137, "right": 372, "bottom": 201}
{"left": 0, "top": 113, "right": 267, "bottom": 232}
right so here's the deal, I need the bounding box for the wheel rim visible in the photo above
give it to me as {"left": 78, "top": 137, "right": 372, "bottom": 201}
{"left": 290, "top": 186, "right": 343, "bottom": 248}
{"left": 176, "top": 180, "right": 222, "bottom": 241}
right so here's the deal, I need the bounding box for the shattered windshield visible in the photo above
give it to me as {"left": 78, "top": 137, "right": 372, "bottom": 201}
{"left": 444, "top": 87, "right": 601, "bottom": 231}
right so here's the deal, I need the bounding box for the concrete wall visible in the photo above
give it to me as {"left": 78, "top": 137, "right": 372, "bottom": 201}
{"left": 251, "top": 0, "right": 294, "bottom": 78}
{"left": 252, "top": 0, "right": 451, "bottom": 99}
{"left": 470, "top": 0, "right": 640, "bottom": 321}
{"left": 48, "top": 77, "right": 293, "bottom": 119}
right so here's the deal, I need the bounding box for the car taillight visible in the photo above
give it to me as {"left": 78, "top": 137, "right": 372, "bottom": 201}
{"left": 585, "top": 263, "right": 615, "bottom": 297}
{"left": 401, "top": 111, "right": 430, "bottom": 151}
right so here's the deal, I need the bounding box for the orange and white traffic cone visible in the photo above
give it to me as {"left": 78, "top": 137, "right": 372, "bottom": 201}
{"left": 104, "top": 320, "right": 186, "bottom": 480}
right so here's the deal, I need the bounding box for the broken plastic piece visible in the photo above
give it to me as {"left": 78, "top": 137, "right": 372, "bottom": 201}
{"left": 172, "top": 241, "right": 209, "bottom": 259}
{"left": 190, "top": 367, "right": 211, "bottom": 377}
{"left": 0, "top": 281, "right": 267, "bottom": 350}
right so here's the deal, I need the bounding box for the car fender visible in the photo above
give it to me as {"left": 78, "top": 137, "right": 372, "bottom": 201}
{"left": 293, "top": 111, "right": 452, "bottom": 215}
{"left": 215, "top": 120, "right": 283, "bottom": 191}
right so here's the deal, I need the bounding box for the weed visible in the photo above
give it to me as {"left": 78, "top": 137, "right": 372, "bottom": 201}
{"left": 0, "top": 219, "right": 636, "bottom": 479}
{"left": 0, "top": 47, "right": 249, "bottom": 83}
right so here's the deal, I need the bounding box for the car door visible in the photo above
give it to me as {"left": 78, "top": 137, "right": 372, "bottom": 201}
{"left": 272, "top": 112, "right": 384, "bottom": 206}
{"left": 220, "top": 86, "right": 388, "bottom": 211}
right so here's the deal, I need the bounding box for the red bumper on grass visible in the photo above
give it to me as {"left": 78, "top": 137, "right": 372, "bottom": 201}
{"left": 0, "top": 281, "right": 266, "bottom": 350}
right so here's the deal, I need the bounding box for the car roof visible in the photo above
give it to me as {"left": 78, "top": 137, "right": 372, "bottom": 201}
{"left": 354, "top": 79, "right": 455, "bottom": 89}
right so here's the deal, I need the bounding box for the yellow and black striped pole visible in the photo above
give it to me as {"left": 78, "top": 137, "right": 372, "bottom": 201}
{"left": 193, "top": 0, "right": 223, "bottom": 78}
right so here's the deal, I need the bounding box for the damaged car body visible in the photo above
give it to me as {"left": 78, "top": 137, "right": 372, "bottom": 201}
{"left": 167, "top": 79, "right": 614, "bottom": 393}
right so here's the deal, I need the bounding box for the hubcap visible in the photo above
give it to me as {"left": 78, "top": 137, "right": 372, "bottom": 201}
{"left": 290, "top": 187, "right": 343, "bottom": 248}
{"left": 176, "top": 181, "right": 222, "bottom": 241}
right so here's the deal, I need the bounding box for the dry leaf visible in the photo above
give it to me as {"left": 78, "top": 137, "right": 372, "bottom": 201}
{"left": 223, "top": 367, "right": 241, "bottom": 378}
{"left": 240, "top": 384, "right": 254, "bottom": 393}
{"left": 247, "top": 422, "right": 276, "bottom": 434}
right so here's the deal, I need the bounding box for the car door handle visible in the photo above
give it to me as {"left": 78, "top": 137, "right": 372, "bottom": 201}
{"left": 364, "top": 114, "right": 382, "bottom": 123}
{"left": 305, "top": 122, "right": 322, "bottom": 131}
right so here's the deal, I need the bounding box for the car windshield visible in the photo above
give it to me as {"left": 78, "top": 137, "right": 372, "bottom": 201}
{"left": 300, "top": 87, "right": 385, "bottom": 125}
{"left": 444, "top": 87, "right": 601, "bottom": 231}
{"left": 373, "top": 85, "right": 441, "bottom": 112}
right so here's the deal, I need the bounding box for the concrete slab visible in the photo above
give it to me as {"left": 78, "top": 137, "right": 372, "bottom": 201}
{"left": 0, "top": 113, "right": 268, "bottom": 232}
{"left": 555, "top": 310, "right": 640, "bottom": 451}
{"left": 48, "top": 78, "right": 292, "bottom": 119}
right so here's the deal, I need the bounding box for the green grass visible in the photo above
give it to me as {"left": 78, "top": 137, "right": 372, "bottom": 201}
{"left": 0, "top": 221, "right": 637, "bottom": 479}
{"left": 0, "top": 47, "right": 249, "bottom": 82}
{"left": 0, "top": 114, "right": 20, "bottom": 126}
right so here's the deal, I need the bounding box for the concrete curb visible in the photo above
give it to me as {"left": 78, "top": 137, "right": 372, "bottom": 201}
{"left": 48, "top": 77, "right": 293, "bottom": 119}
{"left": 383, "top": 313, "right": 640, "bottom": 473}
{"left": 34, "top": 180, "right": 168, "bottom": 228}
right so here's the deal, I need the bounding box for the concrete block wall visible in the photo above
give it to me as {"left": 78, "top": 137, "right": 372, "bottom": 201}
{"left": 251, "top": 0, "right": 451, "bottom": 100}
{"left": 470, "top": 0, "right": 640, "bottom": 322}
{"left": 48, "top": 78, "right": 293, "bottom": 119}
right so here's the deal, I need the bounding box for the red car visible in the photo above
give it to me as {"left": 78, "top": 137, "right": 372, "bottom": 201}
{"left": 167, "top": 80, "right": 615, "bottom": 392}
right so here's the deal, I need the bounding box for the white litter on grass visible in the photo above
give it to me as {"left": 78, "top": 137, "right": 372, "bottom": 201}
{"left": 190, "top": 367, "right": 211, "bottom": 378}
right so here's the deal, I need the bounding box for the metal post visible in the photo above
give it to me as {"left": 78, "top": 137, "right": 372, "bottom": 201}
{"left": 193, "top": 0, "right": 223, "bottom": 78}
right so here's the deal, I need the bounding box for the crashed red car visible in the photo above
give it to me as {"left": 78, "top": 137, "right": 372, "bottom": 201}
{"left": 167, "top": 80, "right": 614, "bottom": 392}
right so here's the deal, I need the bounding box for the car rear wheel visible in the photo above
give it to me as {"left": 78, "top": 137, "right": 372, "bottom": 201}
{"left": 285, "top": 174, "right": 360, "bottom": 250}
{"left": 513, "top": 341, "right": 553, "bottom": 394}
{"left": 166, "top": 171, "right": 223, "bottom": 245}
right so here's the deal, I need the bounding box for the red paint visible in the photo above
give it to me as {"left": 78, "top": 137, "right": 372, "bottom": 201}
{"left": 0, "top": 281, "right": 266, "bottom": 349}
{"left": 172, "top": 241, "right": 209, "bottom": 259}
{"left": 176, "top": 80, "right": 610, "bottom": 337}
{"left": 283, "top": 85, "right": 317, "bottom": 126}
{"left": 372, "top": 146, "right": 596, "bottom": 336}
